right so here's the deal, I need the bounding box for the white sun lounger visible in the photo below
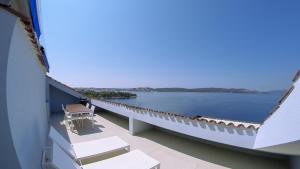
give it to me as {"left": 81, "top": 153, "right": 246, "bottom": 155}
{"left": 50, "top": 142, "right": 160, "bottom": 169}
{"left": 49, "top": 127, "right": 130, "bottom": 160}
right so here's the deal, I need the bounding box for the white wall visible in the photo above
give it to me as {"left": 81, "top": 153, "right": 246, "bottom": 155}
{"left": 254, "top": 79, "right": 300, "bottom": 155}
{"left": 0, "top": 9, "right": 22, "bottom": 169}
{"left": 6, "top": 19, "right": 48, "bottom": 169}
{"left": 129, "top": 118, "right": 153, "bottom": 135}
{"left": 93, "top": 100, "right": 132, "bottom": 117}
{"left": 92, "top": 100, "right": 257, "bottom": 148}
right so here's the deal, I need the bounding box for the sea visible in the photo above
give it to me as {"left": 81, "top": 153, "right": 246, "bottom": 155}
{"left": 108, "top": 91, "right": 283, "bottom": 123}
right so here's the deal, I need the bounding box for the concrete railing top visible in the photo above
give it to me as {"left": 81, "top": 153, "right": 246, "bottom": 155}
{"left": 97, "top": 99, "right": 261, "bottom": 130}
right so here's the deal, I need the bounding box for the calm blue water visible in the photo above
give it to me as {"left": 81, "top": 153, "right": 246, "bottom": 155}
{"left": 109, "top": 92, "right": 283, "bottom": 123}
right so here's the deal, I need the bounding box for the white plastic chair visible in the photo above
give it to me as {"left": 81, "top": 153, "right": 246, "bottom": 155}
{"left": 62, "top": 104, "right": 74, "bottom": 131}
{"left": 90, "top": 105, "right": 95, "bottom": 127}
{"left": 81, "top": 104, "right": 95, "bottom": 127}
{"left": 86, "top": 103, "right": 90, "bottom": 108}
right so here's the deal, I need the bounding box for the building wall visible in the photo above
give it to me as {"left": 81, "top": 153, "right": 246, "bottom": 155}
{"left": 0, "top": 9, "right": 22, "bottom": 169}
{"left": 49, "top": 85, "right": 80, "bottom": 114}
{"left": 254, "top": 78, "right": 300, "bottom": 155}
{"left": 6, "top": 19, "right": 48, "bottom": 169}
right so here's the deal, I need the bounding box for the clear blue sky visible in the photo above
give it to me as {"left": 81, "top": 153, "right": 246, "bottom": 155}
{"left": 41, "top": 0, "right": 300, "bottom": 90}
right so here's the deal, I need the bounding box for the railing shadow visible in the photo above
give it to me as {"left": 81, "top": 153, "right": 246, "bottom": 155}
{"left": 135, "top": 128, "right": 288, "bottom": 169}
{"left": 51, "top": 114, "right": 104, "bottom": 137}
{"left": 73, "top": 119, "right": 104, "bottom": 136}
{"left": 50, "top": 113, "right": 72, "bottom": 143}
{"left": 96, "top": 110, "right": 129, "bottom": 130}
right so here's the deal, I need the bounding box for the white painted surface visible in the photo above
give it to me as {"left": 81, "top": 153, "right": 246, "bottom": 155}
{"left": 93, "top": 100, "right": 132, "bottom": 117}
{"left": 49, "top": 126, "right": 76, "bottom": 157}
{"left": 73, "top": 136, "right": 129, "bottom": 159}
{"left": 130, "top": 118, "right": 153, "bottom": 135}
{"left": 82, "top": 150, "right": 160, "bottom": 169}
{"left": 92, "top": 100, "right": 257, "bottom": 148}
{"left": 6, "top": 20, "right": 48, "bottom": 169}
{"left": 255, "top": 79, "right": 300, "bottom": 154}
{"left": 50, "top": 127, "right": 129, "bottom": 159}
{"left": 52, "top": 142, "right": 82, "bottom": 169}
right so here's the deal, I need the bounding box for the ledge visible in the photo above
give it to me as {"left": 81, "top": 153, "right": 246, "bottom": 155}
{"left": 97, "top": 99, "right": 261, "bottom": 130}
{"left": 262, "top": 69, "right": 299, "bottom": 124}
{"left": 292, "top": 69, "right": 300, "bottom": 82}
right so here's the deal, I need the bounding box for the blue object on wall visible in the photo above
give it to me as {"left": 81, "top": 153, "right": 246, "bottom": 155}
{"left": 29, "top": 0, "right": 41, "bottom": 38}
{"left": 29, "top": 0, "right": 50, "bottom": 71}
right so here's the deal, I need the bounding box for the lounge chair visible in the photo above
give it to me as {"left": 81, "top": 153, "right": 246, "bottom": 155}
{"left": 49, "top": 127, "right": 130, "bottom": 161}
{"left": 46, "top": 142, "right": 160, "bottom": 169}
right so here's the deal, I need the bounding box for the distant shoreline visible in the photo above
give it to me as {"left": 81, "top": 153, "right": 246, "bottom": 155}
{"left": 104, "top": 96, "right": 137, "bottom": 99}
{"left": 77, "top": 90, "right": 137, "bottom": 99}
{"left": 76, "top": 87, "right": 284, "bottom": 94}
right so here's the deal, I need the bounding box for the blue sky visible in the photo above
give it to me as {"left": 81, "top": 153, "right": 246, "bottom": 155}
{"left": 41, "top": 0, "right": 300, "bottom": 90}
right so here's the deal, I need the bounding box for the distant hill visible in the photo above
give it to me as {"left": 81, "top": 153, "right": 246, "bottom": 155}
{"left": 130, "top": 87, "right": 261, "bottom": 93}
{"left": 76, "top": 90, "right": 137, "bottom": 99}
{"left": 74, "top": 87, "right": 279, "bottom": 94}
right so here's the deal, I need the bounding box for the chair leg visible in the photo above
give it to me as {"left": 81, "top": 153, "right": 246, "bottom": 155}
{"left": 82, "top": 118, "right": 84, "bottom": 128}
{"left": 69, "top": 120, "right": 74, "bottom": 132}
{"left": 64, "top": 116, "right": 69, "bottom": 129}
{"left": 91, "top": 116, "right": 94, "bottom": 128}
{"left": 77, "top": 118, "right": 81, "bottom": 128}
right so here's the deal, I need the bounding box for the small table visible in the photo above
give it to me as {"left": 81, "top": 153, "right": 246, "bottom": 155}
{"left": 66, "top": 104, "right": 91, "bottom": 128}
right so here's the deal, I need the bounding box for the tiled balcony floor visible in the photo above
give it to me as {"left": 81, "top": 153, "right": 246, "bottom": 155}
{"left": 51, "top": 110, "right": 289, "bottom": 169}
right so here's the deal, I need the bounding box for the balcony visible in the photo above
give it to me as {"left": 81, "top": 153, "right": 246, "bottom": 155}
{"left": 50, "top": 109, "right": 289, "bottom": 169}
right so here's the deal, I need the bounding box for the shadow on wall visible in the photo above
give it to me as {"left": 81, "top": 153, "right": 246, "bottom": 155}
{"left": 96, "top": 109, "right": 129, "bottom": 130}
{"left": 51, "top": 112, "right": 105, "bottom": 137}
{"left": 74, "top": 119, "right": 104, "bottom": 136}
{"left": 49, "top": 85, "right": 80, "bottom": 114}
